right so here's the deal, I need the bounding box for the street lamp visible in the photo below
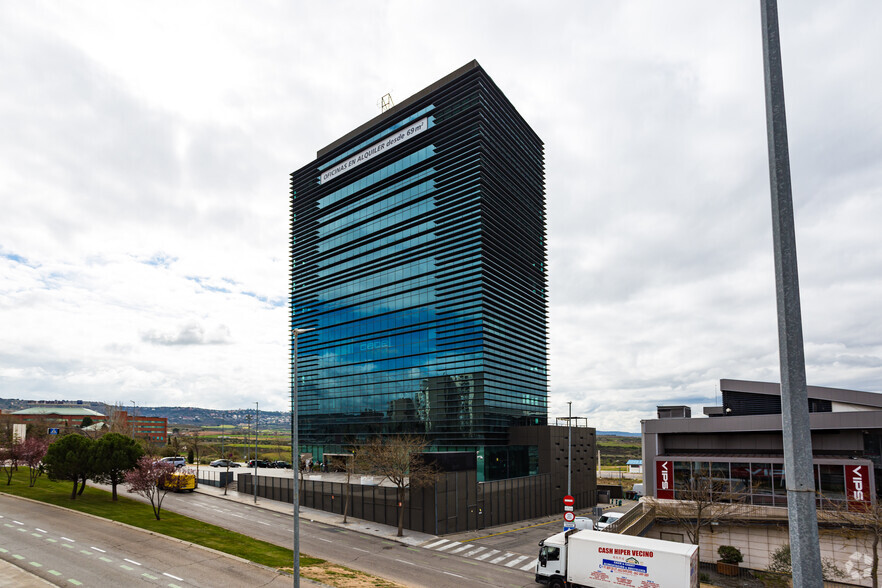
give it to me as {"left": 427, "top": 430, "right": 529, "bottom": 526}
{"left": 567, "top": 401, "right": 572, "bottom": 499}
{"left": 291, "top": 326, "right": 313, "bottom": 587}
{"left": 130, "top": 400, "right": 136, "bottom": 440}
{"left": 254, "top": 401, "right": 259, "bottom": 504}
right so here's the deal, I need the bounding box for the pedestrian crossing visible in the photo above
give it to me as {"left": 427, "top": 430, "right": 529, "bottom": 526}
{"left": 420, "top": 539, "right": 537, "bottom": 571}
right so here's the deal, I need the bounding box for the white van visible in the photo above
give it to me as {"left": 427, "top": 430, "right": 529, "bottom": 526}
{"left": 594, "top": 511, "right": 624, "bottom": 531}
{"left": 160, "top": 456, "right": 187, "bottom": 468}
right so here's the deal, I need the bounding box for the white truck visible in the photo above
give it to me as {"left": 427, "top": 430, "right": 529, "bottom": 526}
{"left": 535, "top": 529, "right": 699, "bottom": 588}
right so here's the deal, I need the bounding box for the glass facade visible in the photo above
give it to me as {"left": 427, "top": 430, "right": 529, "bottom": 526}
{"left": 290, "top": 63, "right": 547, "bottom": 459}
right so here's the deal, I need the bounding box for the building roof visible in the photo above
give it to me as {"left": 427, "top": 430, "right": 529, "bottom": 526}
{"left": 12, "top": 407, "right": 104, "bottom": 417}
{"left": 721, "top": 379, "right": 882, "bottom": 409}
{"left": 626, "top": 459, "right": 643, "bottom": 465}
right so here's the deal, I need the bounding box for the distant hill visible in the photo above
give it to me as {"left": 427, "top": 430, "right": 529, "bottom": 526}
{"left": 597, "top": 430, "right": 640, "bottom": 437}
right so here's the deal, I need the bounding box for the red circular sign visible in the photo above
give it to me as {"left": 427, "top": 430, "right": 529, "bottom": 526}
{"left": 563, "top": 511, "right": 575, "bottom": 522}
{"left": 563, "top": 495, "right": 575, "bottom": 506}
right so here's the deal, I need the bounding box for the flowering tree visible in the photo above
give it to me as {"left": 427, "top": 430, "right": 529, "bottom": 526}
{"left": 125, "top": 456, "right": 175, "bottom": 520}
{"left": 19, "top": 438, "right": 50, "bottom": 487}
{"left": 0, "top": 440, "right": 23, "bottom": 485}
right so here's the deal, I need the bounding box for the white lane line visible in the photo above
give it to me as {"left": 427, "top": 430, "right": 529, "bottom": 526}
{"left": 464, "top": 546, "right": 486, "bottom": 557}
{"left": 318, "top": 538, "right": 333, "bottom": 543}
{"left": 163, "top": 572, "right": 184, "bottom": 581}
{"left": 423, "top": 539, "right": 450, "bottom": 549}
{"left": 490, "top": 552, "right": 514, "bottom": 565}
{"left": 36, "top": 528, "right": 47, "bottom": 533}
{"left": 12, "top": 521, "right": 23, "bottom": 525}
{"left": 505, "top": 555, "right": 530, "bottom": 567}
{"left": 90, "top": 547, "right": 106, "bottom": 553}
{"left": 450, "top": 544, "right": 472, "bottom": 554}
{"left": 520, "top": 559, "right": 538, "bottom": 571}
{"left": 61, "top": 537, "right": 75, "bottom": 542}
{"left": 443, "top": 571, "right": 465, "bottom": 578}
{"left": 352, "top": 547, "right": 369, "bottom": 553}
{"left": 475, "top": 549, "right": 498, "bottom": 561}
{"left": 395, "top": 559, "right": 417, "bottom": 566}
{"left": 258, "top": 521, "right": 271, "bottom": 526}
{"left": 436, "top": 542, "right": 461, "bottom": 552}
{"left": 124, "top": 558, "right": 142, "bottom": 566}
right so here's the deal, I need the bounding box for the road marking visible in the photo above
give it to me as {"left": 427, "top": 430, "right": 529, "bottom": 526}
{"left": 318, "top": 538, "right": 333, "bottom": 543}
{"left": 142, "top": 573, "right": 159, "bottom": 580}
{"left": 99, "top": 557, "right": 113, "bottom": 563}
{"left": 29, "top": 562, "right": 42, "bottom": 567}
{"left": 443, "top": 571, "right": 465, "bottom": 578}
{"left": 352, "top": 547, "right": 369, "bottom": 553}
{"left": 163, "top": 572, "right": 184, "bottom": 581}
{"left": 61, "top": 536, "right": 75, "bottom": 542}
{"left": 69, "top": 580, "right": 83, "bottom": 586}
{"left": 394, "top": 559, "right": 416, "bottom": 566}
{"left": 450, "top": 544, "right": 473, "bottom": 554}
{"left": 46, "top": 538, "right": 57, "bottom": 543}
{"left": 12, "top": 554, "right": 24, "bottom": 560}
{"left": 36, "top": 528, "right": 47, "bottom": 533}
{"left": 423, "top": 539, "right": 450, "bottom": 549}
{"left": 120, "top": 564, "right": 134, "bottom": 571}
{"left": 229, "top": 513, "right": 244, "bottom": 518}
{"left": 79, "top": 550, "right": 93, "bottom": 555}
{"left": 490, "top": 552, "right": 514, "bottom": 564}
{"left": 475, "top": 549, "right": 499, "bottom": 561}
{"left": 520, "top": 559, "right": 538, "bottom": 571}
{"left": 61, "top": 544, "right": 73, "bottom": 549}
{"left": 31, "top": 533, "right": 43, "bottom": 538}
{"left": 17, "top": 528, "right": 27, "bottom": 532}
{"left": 124, "top": 558, "right": 142, "bottom": 566}
{"left": 168, "top": 584, "right": 183, "bottom": 588}
{"left": 505, "top": 555, "right": 529, "bottom": 567}
{"left": 258, "top": 521, "right": 271, "bottom": 526}
{"left": 12, "top": 520, "right": 23, "bottom": 525}
{"left": 2, "top": 523, "right": 13, "bottom": 528}
{"left": 0, "top": 548, "right": 6, "bottom": 553}
{"left": 47, "top": 570, "right": 62, "bottom": 576}
{"left": 91, "top": 546, "right": 106, "bottom": 552}
{"left": 436, "top": 542, "right": 461, "bottom": 552}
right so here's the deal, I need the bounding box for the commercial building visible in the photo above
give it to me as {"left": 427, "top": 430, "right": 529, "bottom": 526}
{"left": 642, "top": 378, "right": 880, "bottom": 509}
{"left": 7, "top": 406, "right": 167, "bottom": 442}
{"left": 289, "top": 60, "right": 548, "bottom": 481}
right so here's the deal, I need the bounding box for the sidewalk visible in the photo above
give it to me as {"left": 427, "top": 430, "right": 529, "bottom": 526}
{"left": 0, "top": 559, "right": 55, "bottom": 587}
{"left": 194, "top": 483, "right": 437, "bottom": 547}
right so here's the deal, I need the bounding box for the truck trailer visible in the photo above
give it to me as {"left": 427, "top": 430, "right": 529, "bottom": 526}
{"left": 535, "top": 528, "right": 699, "bottom": 588}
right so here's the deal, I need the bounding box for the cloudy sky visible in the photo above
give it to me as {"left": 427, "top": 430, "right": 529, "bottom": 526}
{"left": 2, "top": 1, "right": 880, "bottom": 433}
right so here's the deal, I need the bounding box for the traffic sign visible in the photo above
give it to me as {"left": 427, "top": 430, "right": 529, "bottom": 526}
{"left": 563, "top": 495, "right": 575, "bottom": 507}
{"left": 48, "top": 428, "right": 59, "bottom": 435}
{"left": 564, "top": 505, "right": 574, "bottom": 512}
{"left": 563, "top": 511, "right": 575, "bottom": 523}
{"left": 563, "top": 524, "right": 575, "bottom": 531}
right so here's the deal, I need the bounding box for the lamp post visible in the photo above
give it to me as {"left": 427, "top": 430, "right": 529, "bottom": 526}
{"left": 567, "top": 401, "right": 572, "bottom": 500}
{"left": 291, "top": 327, "right": 313, "bottom": 588}
{"left": 254, "top": 401, "right": 258, "bottom": 504}
{"left": 130, "top": 400, "right": 136, "bottom": 440}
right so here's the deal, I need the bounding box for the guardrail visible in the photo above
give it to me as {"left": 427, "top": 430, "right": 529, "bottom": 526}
{"left": 603, "top": 501, "right": 655, "bottom": 536}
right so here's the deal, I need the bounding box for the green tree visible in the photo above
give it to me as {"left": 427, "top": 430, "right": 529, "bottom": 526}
{"left": 43, "top": 434, "right": 94, "bottom": 499}
{"left": 91, "top": 433, "right": 143, "bottom": 500}
{"left": 80, "top": 416, "right": 94, "bottom": 428}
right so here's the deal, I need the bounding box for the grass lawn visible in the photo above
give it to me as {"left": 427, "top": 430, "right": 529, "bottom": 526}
{"left": 0, "top": 468, "right": 316, "bottom": 571}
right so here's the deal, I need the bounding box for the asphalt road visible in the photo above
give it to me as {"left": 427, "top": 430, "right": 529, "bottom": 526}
{"left": 0, "top": 493, "right": 292, "bottom": 587}
{"left": 102, "top": 482, "right": 540, "bottom": 588}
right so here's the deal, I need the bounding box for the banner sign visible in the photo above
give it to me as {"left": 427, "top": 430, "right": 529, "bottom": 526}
{"left": 656, "top": 460, "right": 674, "bottom": 499}
{"left": 320, "top": 117, "right": 428, "bottom": 184}
{"left": 845, "top": 464, "right": 871, "bottom": 511}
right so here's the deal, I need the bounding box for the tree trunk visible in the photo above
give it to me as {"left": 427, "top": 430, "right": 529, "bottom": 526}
{"left": 77, "top": 476, "right": 87, "bottom": 495}
{"left": 111, "top": 481, "right": 118, "bottom": 501}
{"left": 872, "top": 532, "right": 878, "bottom": 588}
{"left": 397, "top": 486, "right": 405, "bottom": 537}
{"left": 70, "top": 480, "right": 78, "bottom": 499}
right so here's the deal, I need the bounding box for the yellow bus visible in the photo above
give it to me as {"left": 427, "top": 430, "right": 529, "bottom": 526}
{"left": 160, "top": 471, "right": 197, "bottom": 492}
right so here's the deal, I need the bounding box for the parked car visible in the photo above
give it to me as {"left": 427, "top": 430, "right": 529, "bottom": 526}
{"left": 271, "top": 461, "right": 292, "bottom": 469}
{"left": 246, "top": 459, "right": 272, "bottom": 468}
{"left": 594, "top": 511, "right": 624, "bottom": 531}
{"left": 209, "top": 459, "right": 239, "bottom": 468}
{"left": 160, "top": 456, "right": 187, "bottom": 468}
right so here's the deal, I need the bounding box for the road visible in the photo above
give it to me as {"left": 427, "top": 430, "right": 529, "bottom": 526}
{"left": 104, "top": 482, "right": 540, "bottom": 588}
{"left": 0, "top": 493, "right": 292, "bottom": 587}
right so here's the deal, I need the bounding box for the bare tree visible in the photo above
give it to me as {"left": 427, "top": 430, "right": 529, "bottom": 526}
{"left": 821, "top": 497, "right": 882, "bottom": 587}
{"left": 20, "top": 438, "right": 50, "bottom": 487}
{"left": 341, "top": 450, "right": 358, "bottom": 524}
{"left": 0, "top": 439, "right": 23, "bottom": 485}
{"left": 648, "top": 476, "right": 747, "bottom": 560}
{"left": 357, "top": 436, "right": 439, "bottom": 537}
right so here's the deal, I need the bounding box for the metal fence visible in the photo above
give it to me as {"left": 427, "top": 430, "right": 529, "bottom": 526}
{"left": 697, "top": 561, "right": 865, "bottom": 587}
{"left": 195, "top": 469, "right": 234, "bottom": 488}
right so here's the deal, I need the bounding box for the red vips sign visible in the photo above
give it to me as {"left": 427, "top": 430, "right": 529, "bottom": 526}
{"left": 656, "top": 460, "right": 674, "bottom": 499}
{"left": 845, "top": 464, "right": 871, "bottom": 511}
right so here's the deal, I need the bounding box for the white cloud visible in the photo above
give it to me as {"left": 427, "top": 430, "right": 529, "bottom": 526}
{"left": 1, "top": 1, "right": 881, "bottom": 431}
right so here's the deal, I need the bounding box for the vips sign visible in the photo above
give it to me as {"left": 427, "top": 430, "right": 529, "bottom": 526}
{"left": 845, "top": 464, "right": 871, "bottom": 511}
{"left": 320, "top": 117, "right": 428, "bottom": 184}
{"left": 656, "top": 460, "right": 674, "bottom": 499}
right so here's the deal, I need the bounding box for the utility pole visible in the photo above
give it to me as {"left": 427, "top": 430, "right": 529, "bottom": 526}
{"left": 130, "top": 400, "right": 136, "bottom": 440}
{"left": 567, "top": 401, "right": 572, "bottom": 499}
{"left": 254, "top": 402, "right": 259, "bottom": 504}
{"left": 760, "top": 2, "right": 823, "bottom": 585}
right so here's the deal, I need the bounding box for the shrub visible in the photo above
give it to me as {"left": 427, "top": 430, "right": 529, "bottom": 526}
{"left": 718, "top": 545, "right": 743, "bottom": 565}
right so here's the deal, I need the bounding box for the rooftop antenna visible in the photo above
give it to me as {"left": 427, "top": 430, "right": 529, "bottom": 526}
{"left": 378, "top": 93, "right": 394, "bottom": 113}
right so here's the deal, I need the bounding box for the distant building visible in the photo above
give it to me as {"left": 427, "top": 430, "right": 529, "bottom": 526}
{"left": 642, "top": 378, "right": 880, "bottom": 508}
{"left": 7, "top": 407, "right": 166, "bottom": 442}
{"left": 626, "top": 459, "right": 643, "bottom": 474}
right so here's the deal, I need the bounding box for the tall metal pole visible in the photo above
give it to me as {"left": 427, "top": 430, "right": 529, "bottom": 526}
{"left": 291, "top": 327, "right": 313, "bottom": 588}
{"left": 760, "top": 2, "right": 823, "bottom": 586}
{"left": 222, "top": 412, "right": 228, "bottom": 496}
{"left": 254, "top": 402, "right": 259, "bottom": 504}
{"left": 130, "top": 400, "right": 136, "bottom": 440}
{"left": 567, "top": 402, "right": 572, "bottom": 499}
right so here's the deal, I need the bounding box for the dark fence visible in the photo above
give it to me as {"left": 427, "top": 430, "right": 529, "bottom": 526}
{"left": 697, "top": 561, "right": 865, "bottom": 587}
{"left": 239, "top": 470, "right": 552, "bottom": 535}
{"left": 195, "top": 469, "right": 234, "bottom": 488}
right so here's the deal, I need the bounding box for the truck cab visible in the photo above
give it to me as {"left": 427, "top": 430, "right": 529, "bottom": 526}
{"left": 535, "top": 530, "right": 570, "bottom": 587}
